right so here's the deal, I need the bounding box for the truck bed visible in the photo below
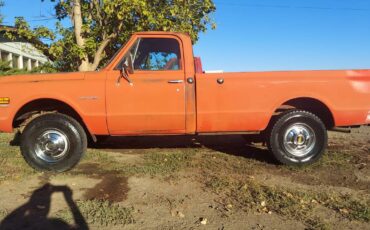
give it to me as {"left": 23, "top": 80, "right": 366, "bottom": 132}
{"left": 195, "top": 69, "right": 370, "bottom": 132}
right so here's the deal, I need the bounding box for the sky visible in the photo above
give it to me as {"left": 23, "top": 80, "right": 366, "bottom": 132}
{"left": 2, "top": 0, "right": 370, "bottom": 72}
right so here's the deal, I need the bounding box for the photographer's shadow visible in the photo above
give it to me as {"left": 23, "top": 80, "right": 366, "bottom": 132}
{"left": 0, "top": 183, "right": 88, "bottom": 230}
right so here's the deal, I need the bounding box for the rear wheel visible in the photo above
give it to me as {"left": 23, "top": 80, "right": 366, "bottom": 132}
{"left": 20, "top": 113, "right": 87, "bottom": 172}
{"left": 267, "top": 110, "right": 327, "bottom": 166}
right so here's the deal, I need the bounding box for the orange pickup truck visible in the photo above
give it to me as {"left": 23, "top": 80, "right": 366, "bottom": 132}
{"left": 0, "top": 32, "right": 369, "bottom": 172}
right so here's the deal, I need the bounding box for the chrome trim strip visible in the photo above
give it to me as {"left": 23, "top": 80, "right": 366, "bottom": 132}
{"left": 168, "top": 80, "right": 184, "bottom": 84}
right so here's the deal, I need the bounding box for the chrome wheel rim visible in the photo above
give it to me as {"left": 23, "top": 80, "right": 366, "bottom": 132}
{"left": 34, "top": 130, "right": 70, "bottom": 163}
{"left": 283, "top": 124, "right": 316, "bottom": 157}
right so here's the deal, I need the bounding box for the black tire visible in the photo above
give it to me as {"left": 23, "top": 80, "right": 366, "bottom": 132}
{"left": 267, "top": 110, "right": 327, "bottom": 166}
{"left": 20, "top": 113, "right": 87, "bottom": 172}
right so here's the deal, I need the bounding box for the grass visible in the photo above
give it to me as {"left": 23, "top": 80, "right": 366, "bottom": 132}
{"left": 0, "top": 131, "right": 368, "bottom": 228}
{"left": 0, "top": 133, "right": 37, "bottom": 183}
{"left": 315, "top": 193, "right": 370, "bottom": 222}
{"left": 204, "top": 175, "right": 369, "bottom": 228}
{"left": 56, "top": 200, "right": 134, "bottom": 226}
{"left": 307, "top": 149, "right": 355, "bottom": 170}
{"left": 120, "top": 150, "right": 196, "bottom": 176}
{"left": 281, "top": 149, "right": 356, "bottom": 174}
{"left": 195, "top": 148, "right": 370, "bottom": 229}
{"left": 0, "top": 132, "right": 197, "bottom": 183}
{"left": 0, "top": 131, "right": 196, "bottom": 175}
{"left": 207, "top": 176, "right": 317, "bottom": 225}
{"left": 304, "top": 217, "right": 331, "bottom": 230}
{"left": 82, "top": 147, "right": 196, "bottom": 177}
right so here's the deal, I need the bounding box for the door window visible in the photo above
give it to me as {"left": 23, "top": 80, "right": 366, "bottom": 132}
{"left": 119, "top": 38, "right": 182, "bottom": 71}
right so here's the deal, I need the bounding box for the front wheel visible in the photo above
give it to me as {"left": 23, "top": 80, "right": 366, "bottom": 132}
{"left": 20, "top": 113, "right": 87, "bottom": 172}
{"left": 267, "top": 110, "right": 328, "bottom": 166}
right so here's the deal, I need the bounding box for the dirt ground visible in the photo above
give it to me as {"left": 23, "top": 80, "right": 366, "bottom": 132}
{"left": 0, "top": 126, "right": 369, "bottom": 229}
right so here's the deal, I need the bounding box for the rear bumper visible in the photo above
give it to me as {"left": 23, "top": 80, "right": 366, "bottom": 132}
{"left": 366, "top": 111, "right": 370, "bottom": 124}
{"left": 334, "top": 109, "right": 370, "bottom": 127}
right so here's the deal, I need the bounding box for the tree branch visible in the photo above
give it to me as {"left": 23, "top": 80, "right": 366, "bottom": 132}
{"left": 91, "top": 33, "right": 116, "bottom": 70}
{"left": 93, "top": 0, "right": 103, "bottom": 27}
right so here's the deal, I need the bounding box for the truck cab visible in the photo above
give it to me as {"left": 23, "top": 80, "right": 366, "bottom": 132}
{"left": 104, "top": 33, "right": 197, "bottom": 135}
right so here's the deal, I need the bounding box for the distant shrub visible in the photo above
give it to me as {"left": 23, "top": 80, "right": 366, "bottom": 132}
{"left": 0, "top": 60, "right": 57, "bottom": 76}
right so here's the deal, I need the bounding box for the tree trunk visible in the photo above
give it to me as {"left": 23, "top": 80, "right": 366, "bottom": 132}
{"left": 79, "top": 60, "right": 91, "bottom": 72}
{"left": 72, "top": 0, "right": 115, "bottom": 72}
{"left": 73, "top": 0, "right": 91, "bottom": 72}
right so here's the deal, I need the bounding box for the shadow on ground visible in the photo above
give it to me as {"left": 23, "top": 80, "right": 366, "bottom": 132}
{"left": 10, "top": 131, "right": 277, "bottom": 165}
{"left": 0, "top": 183, "right": 89, "bottom": 230}
{"left": 93, "top": 135, "right": 278, "bottom": 165}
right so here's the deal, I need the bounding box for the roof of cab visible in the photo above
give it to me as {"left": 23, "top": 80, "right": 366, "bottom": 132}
{"left": 133, "top": 31, "right": 190, "bottom": 37}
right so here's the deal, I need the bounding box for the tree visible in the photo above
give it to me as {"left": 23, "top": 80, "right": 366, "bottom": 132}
{"left": 11, "top": 0, "right": 216, "bottom": 72}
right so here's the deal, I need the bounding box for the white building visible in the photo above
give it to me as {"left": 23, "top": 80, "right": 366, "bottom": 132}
{"left": 0, "top": 26, "right": 49, "bottom": 70}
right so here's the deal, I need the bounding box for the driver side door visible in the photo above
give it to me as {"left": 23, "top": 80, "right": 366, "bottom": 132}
{"left": 106, "top": 35, "right": 186, "bottom": 135}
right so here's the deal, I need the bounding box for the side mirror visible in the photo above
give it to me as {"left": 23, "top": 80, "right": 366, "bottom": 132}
{"left": 116, "top": 54, "right": 134, "bottom": 86}
{"left": 118, "top": 63, "right": 133, "bottom": 86}
{"left": 121, "top": 63, "right": 134, "bottom": 75}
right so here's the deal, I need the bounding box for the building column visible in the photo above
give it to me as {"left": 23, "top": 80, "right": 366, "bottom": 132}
{"left": 7, "top": 53, "right": 13, "bottom": 68}
{"left": 35, "top": 60, "right": 39, "bottom": 68}
{"left": 27, "top": 58, "right": 32, "bottom": 71}
{"left": 18, "top": 55, "right": 24, "bottom": 69}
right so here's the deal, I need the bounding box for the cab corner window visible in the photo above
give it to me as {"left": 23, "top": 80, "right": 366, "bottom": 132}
{"left": 119, "top": 38, "right": 182, "bottom": 71}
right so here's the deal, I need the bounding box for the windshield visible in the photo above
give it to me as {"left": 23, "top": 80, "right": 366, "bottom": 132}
{"left": 100, "top": 39, "right": 132, "bottom": 70}
{"left": 115, "top": 38, "right": 141, "bottom": 70}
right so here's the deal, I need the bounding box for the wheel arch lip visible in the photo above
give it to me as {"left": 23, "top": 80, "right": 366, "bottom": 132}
{"left": 266, "top": 95, "right": 336, "bottom": 129}
{"left": 6, "top": 95, "right": 92, "bottom": 135}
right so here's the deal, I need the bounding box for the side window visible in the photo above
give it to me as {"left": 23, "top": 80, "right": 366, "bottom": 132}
{"left": 119, "top": 38, "right": 182, "bottom": 71}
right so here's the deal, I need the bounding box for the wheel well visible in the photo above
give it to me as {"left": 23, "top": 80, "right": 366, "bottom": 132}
{"left": 272, "top": 97, "right": 335, "bottom": 129}
{"left": 13, "top": 99, "right": 94, "bottom": 140}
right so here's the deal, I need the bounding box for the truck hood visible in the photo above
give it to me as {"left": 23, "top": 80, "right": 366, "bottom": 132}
{"left": 0, "top": 72, "right": 85, "bottom": 84}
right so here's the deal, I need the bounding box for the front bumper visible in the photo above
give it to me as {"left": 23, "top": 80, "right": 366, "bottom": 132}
{"left": 0, "top": 106, "right": 13, "bottom": 133}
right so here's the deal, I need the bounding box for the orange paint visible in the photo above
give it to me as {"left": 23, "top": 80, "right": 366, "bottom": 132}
{"left": 0, "top": 32, "right": 369, "bottom": 135}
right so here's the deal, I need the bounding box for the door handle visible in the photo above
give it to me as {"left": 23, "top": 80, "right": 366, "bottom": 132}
{"left": 168, "top": 80, "right": 184, "bottom": 84}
